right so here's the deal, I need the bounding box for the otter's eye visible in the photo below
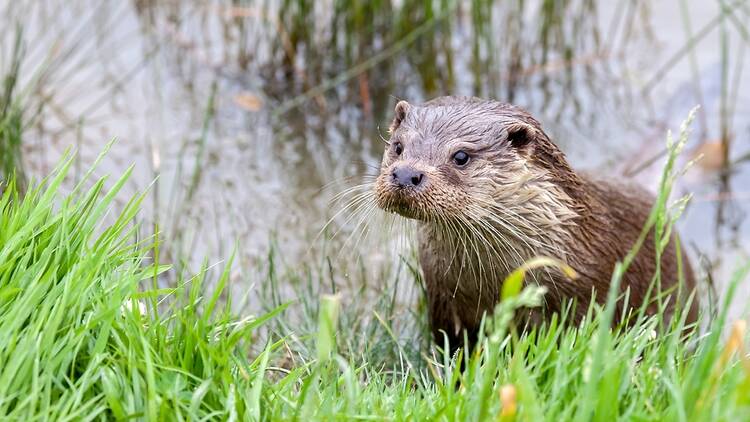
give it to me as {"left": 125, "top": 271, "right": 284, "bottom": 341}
{"left": 393, "top": 142, "right": 403, "bottom": 156}
{"left": 452, "top": 150, "right": 469, "bottom": 166}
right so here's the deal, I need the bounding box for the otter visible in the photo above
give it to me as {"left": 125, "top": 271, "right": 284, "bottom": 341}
{"left": 374, "top": 96, "right": 698, "bottom": 352}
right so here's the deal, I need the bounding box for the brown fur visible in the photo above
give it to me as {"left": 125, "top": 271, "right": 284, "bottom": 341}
{"left": 374, "top": 96, "right": 698, "bottom": 351}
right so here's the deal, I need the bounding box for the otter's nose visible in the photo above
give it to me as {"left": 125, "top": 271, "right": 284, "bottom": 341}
{"left": 391, "top": 167, "right": 424, "bottom": 187}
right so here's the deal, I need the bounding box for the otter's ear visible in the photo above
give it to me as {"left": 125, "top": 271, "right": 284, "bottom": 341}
{"left": 505, "top": 123, "right": 537, "bottom": 149}
{"left": 389, "top": 100, "right": 410, "bottom": 134}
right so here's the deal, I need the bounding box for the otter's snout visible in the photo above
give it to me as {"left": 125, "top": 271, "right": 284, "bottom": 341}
{"left": 391, "top": 166, "right": 425, "bottom": 188}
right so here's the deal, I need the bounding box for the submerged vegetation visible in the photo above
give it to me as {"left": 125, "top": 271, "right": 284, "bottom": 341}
{"left": 1, "top": 115, "right": 749, "bottom": 420}
{"left": 0, "top": 27, "right": 26, "bottom": 190}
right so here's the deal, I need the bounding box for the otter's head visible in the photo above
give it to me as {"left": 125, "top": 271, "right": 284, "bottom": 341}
{"left": 375, "top": 97, "right": 582, "bottom": 229}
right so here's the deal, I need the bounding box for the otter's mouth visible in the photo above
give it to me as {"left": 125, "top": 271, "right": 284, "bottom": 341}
{"left": 374, "top": 163, "right": 454, "bottom": 221}
{"left": 374, "top": 182, "right": 432, "bottom": 221}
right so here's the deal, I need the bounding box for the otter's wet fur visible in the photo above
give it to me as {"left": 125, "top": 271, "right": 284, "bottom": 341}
{"left": 374, "top": 96, "right": 698, "bottom": 351}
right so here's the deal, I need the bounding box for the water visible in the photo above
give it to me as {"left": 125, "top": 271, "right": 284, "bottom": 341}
{"left": 3, "top": 0, "right": 749, "bottom": 314}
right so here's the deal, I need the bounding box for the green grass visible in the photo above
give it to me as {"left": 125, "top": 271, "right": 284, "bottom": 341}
{"left": 1, "top": 118, "right": 749, "bottom": 420}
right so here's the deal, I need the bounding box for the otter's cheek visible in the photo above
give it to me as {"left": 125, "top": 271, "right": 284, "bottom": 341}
{"left": 373, "top": 174, "right": 390, "bottom": 209}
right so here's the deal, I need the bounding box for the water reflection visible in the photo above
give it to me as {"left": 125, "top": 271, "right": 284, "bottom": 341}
{"left": 2, "top": 0, "right": 748, "bottom": 311}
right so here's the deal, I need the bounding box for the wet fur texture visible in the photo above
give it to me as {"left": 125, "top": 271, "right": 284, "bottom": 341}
{"left": 374, "top": 96, "right": 698, "bottom": 351}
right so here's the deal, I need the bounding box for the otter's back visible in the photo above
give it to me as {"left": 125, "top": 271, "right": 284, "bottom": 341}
{"left": 575, "top": 175, "right": 698, "bottom": 323}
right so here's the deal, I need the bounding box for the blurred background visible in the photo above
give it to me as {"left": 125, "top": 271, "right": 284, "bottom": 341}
{"left": 1, "top": 0, "right": 749, "bottom": 318}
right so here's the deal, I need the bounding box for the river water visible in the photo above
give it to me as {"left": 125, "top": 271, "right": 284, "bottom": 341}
{"left": 3, "top": 0, "right": 749, "bottom": 316}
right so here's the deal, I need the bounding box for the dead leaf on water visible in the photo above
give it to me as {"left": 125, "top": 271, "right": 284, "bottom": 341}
{"left": 233, "top": 92, "right": 264, "bottom": 112}
{"left": 690, "top": 140, "right": 727, "bottom": 171}
{"left": 227, "top": 7, "right": 261, "bottom": 18}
